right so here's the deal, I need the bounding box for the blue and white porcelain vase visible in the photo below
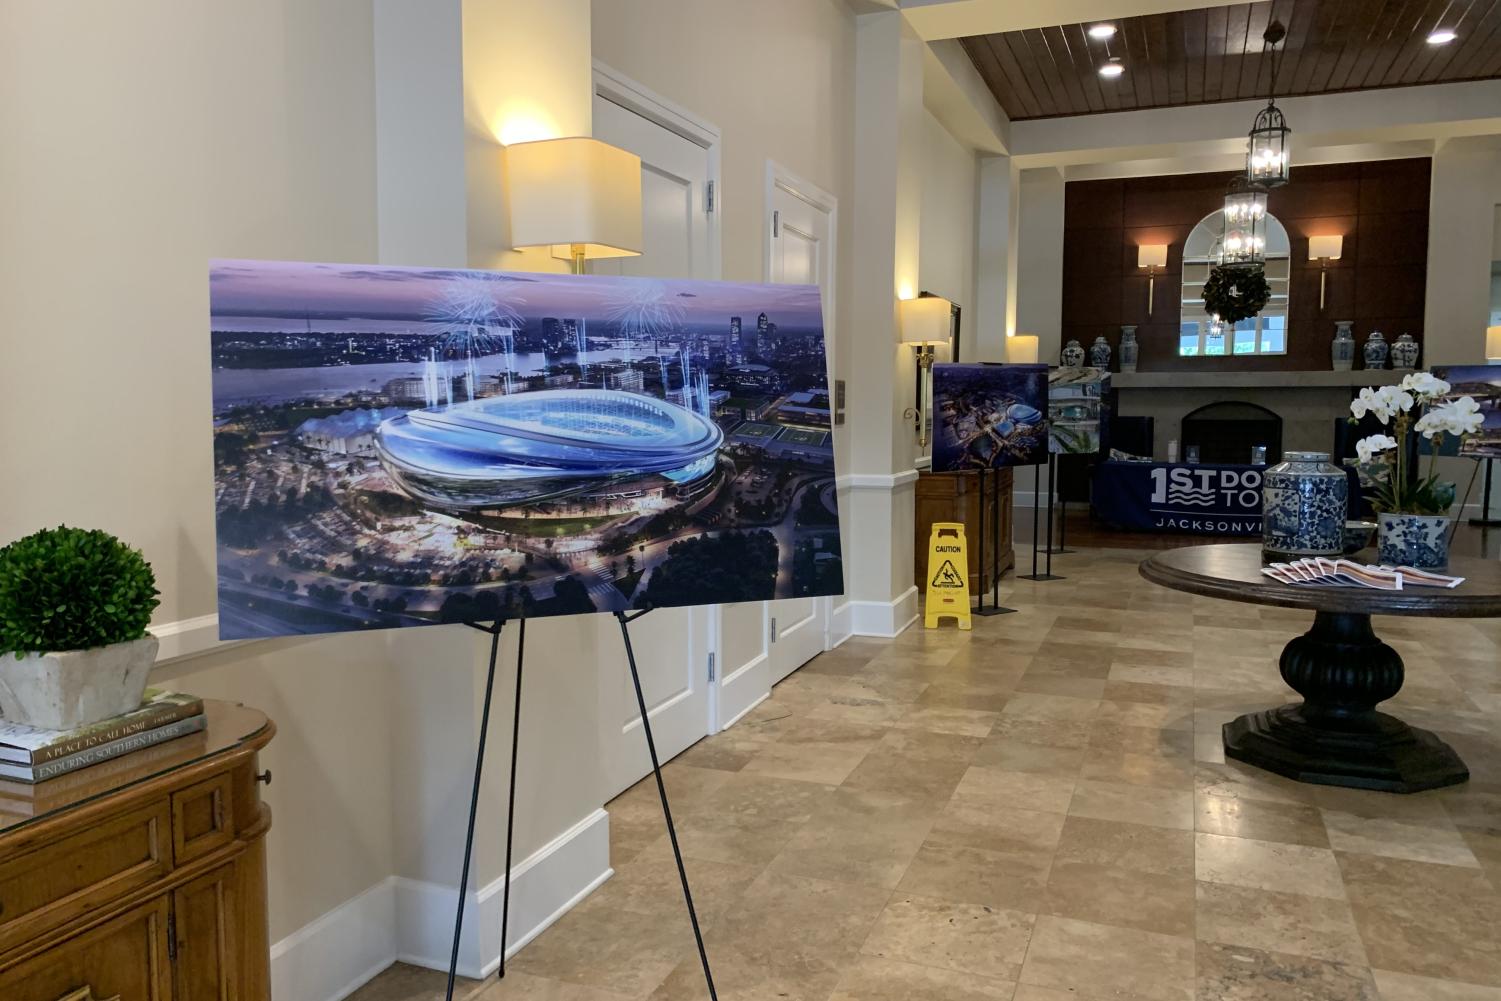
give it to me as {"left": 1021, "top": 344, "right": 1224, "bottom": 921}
{"left": 1262, "top": 451, "right": 1348, "bottom": 559}
{"left": 1119, "top": 326, "right": 1138, "bottom": 373}
{"left": 1391, "top": 333, "right": 1420, "bottom": 371}
{"left": 1363, "top": 331, "right": 1388, "bottom": 370}
{"left": 1377, "top": 513, "right": 1449, "bottom": 569}
{"left": 1061, "top": 339, "right": 1085, "bottom": 368}
{"left": 1089, "top": 335, "right": 1112, "bottom": 370}
{"left": 1330, "top": 320, "right": 1355, "bottom": 372}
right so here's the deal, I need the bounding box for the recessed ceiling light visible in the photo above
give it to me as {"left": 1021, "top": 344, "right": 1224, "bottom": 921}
{"left": 1088, "top": 24, "right": 1117, "bottom": 40}
{"left": 1098, "top": 58, "right": 1125, "bottom": 78}
{"left": 1426, "top": 28, "right": 1458, "bottom": 44}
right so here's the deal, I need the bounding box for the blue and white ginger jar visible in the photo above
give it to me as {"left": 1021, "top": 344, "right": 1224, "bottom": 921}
{"left": 1262, "top": 451, "right": 1348, "bottom": 559}
{"left": 1377, "top": 513, "right": 1449, "bottom": 569}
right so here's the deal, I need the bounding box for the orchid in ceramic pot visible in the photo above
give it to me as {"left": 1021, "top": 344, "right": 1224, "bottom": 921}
{"left": 1350, "top": 373, "right": 1484, "bottom": 568}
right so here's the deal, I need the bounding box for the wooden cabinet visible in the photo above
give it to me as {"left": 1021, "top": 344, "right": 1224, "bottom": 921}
{"left": 915, "top": 468, "right": 1015, "bottom": 593}
{"left": 0, "top": 703, "right": 273, "bottom": 1001}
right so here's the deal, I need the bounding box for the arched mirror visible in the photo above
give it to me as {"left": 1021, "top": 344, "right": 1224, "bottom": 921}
{"left": 1179, "top": 210, "right": 1291, "bottom": 356}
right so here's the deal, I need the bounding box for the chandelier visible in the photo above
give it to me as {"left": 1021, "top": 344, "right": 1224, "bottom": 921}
{"left": 1221, "top": 176, "right": 1267, "bottom": 270}
{"left": 1246, "top": 20, "right": 1290, "bottom": 187}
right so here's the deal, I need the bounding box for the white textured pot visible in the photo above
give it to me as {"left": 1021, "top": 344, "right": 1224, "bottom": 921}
{"left": 0, "top": 634, "right": 158, "bottom": 730}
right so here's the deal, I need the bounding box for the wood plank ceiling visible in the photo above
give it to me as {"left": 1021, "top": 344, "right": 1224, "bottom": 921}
{"left": 960, "top": 0, "right": 1501, "bottom": 120}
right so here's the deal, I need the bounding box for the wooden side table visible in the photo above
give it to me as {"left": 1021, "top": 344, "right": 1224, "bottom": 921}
{"left": 0, "top": 701, "right": 275, "bottom": 1000}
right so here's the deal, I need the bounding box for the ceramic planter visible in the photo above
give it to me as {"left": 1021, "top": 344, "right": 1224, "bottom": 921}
{"left": 0, "top": 634, "right": 158, "bottom": 730}
{"left": 1377, "top": 513, "right": 1449, "bottom": 569}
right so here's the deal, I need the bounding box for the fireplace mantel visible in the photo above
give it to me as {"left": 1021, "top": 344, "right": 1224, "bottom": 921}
{"left": 1112, "top": 371, "right": 1406, "bottom": 390}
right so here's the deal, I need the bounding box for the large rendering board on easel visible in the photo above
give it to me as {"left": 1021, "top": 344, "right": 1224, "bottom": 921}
{"left": 209, "top": 259, "right": 842, "bottom": 639}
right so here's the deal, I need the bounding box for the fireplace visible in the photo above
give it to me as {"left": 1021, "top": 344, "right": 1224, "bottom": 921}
{"left": 1181, "top": 401, "right": 1282, "bottom": 465}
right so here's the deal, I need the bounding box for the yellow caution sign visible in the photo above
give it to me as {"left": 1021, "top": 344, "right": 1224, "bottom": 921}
{"left": 924, "top": 521, "right": 972, "bottom": 630}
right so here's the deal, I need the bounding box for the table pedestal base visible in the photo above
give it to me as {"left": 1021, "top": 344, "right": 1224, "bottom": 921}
{"left": 1222, "top": 610, "right": 1469, "bottom": 793}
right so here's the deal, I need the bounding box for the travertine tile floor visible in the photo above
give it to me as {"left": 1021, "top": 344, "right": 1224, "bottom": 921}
{"left": 353, "top": 546, "right": 1501, "bottom": 1001}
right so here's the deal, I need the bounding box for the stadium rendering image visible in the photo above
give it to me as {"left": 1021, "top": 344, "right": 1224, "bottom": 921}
{"left": 209, "top": 259, "right": 843, "bottom": 638}
{"left": 375, "top": 389, "right": 724, "bottom": 508}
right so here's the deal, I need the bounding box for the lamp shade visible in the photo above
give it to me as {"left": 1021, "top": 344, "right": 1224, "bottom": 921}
{"left": 1308, "top": 235, "right": 1343, "bottom": 261}
{"left": 1488, "top": 325, "right": 1501, "bottom": 362}
{"left": 505, "top": 137, "right": 643, "bottom": 260}
{"left": 1007, "top": 334, "right": 1040, "bottom": 364}
{"left": 1137, "top": 244, "right": 1168, "bottom": 269}
{"left": 900, "top": 296, "right": 952, "bottom": 345}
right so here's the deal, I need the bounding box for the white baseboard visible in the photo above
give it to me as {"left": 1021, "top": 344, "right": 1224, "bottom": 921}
{"left": 270, "top": 808, "right": 612, "bottom": 999}
{"left": 270, "top": 877, "right": 397, "bottom": 1001}
{"left": 396, "top": 807, "right": 613, "bottom": 978}
{"left": 848, "top": 586, "right": 919, "bottom": 638}
{"left": 827, "top": 601, "right": 854, "bottom": 649}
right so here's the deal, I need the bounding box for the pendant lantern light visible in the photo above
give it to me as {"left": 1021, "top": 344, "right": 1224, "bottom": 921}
{"left": 1221, "top": 176, "right": 1267, "bottom": 270}
{"left": 1246, "top": 20, "right": 1291, "bottom": 187}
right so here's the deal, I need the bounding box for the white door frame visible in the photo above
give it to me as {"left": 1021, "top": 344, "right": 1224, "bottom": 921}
{"left": 594, "top": 60, "right": 721, "bottom": 281}
{"left": 592, "top": 62, "right": 732, "bottom": 736}
{"left": 764, "top": 160, "right": 840, "bottom": 655}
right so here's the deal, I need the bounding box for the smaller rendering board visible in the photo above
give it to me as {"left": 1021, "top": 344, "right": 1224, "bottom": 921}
{"left": 1430, "top": 366, "right": 1501, "bottom": 458}
{"left": 930, "top": 363, "right": 1048, "bottom": 471}
{"left": 1048, "top": 367, "right": 1110, "bottom": 455}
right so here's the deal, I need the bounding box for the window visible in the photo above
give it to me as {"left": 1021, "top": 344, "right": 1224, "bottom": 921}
{"left": 1179, "top": 209, "right": 1291, "bottom": 357}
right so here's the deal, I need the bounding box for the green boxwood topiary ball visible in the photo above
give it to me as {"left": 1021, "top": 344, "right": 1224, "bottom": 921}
{"left": 0, "top": 526, "right": 161, "bottom": 657}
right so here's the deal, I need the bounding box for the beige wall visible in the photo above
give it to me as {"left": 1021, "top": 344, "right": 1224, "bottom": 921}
{"left": 919, "top": 109, "right": 979, "bottom": 321}
{"left": 0, "top": 0, "right": 393, "bottom": 943}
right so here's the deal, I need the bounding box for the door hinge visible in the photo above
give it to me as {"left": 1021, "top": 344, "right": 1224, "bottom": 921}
{"left": 769, "top": 616, "right": 778, "bottom": 645}
{"left": 167, "top": 912, "right": 177, "bottom": 963}
{"left": 705, "top": 180, "right": 715, "bottom": 214}
{"left": 772, "top": 210, "right": 780, "bottom": 237}
{"left": 707, "top": 652, "right": 716, "bottom": 682}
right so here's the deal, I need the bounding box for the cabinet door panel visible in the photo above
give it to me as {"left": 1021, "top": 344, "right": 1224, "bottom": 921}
{"left": 0, "top": 897, "right": 171, "bottom": 1001}
{"left": 174, "top": 863, "right": 238, "bottom": 1001}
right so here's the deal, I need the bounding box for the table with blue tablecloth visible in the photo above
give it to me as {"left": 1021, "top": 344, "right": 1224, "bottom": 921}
{"left": 1092, "top": 460, "right": 1266, "bottom": 536}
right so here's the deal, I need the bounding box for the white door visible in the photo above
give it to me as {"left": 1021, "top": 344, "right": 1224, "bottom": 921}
{"left": 591, "top": 76, "right": 721, "bottom": 798}
{"left": 766, "top": 165, "right": 836, "bottom": 684}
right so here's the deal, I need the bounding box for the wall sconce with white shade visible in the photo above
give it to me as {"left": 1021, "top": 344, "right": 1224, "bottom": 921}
{"left": 1309, "top": 234, "right": 1343, "bottom": 311}
{"left": 900, "top": 295, "right": 953, "bottom": 447}
{"left": 1488, "top": 325, "right": 1501, "bottom": 364}
{"left": 1137, "top": 244, "right": 1168, "bottom": 315}
{"left": 1007, "top": 334, "right": 1040, "bottom": 364}
{"left": 505, "top": 137, "right": 643, "bottom": 274}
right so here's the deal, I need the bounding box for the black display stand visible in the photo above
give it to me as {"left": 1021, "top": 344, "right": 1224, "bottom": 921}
{"left": 1018, "top": 455, "right": 1065, "bottom": 582}
{"left": 973, "top": 465, "right": 1017, "bottom": 615}
{"left": 445, "top": 610, "right": 717, "bottom": 1001}
{"left": 1470, "top": 458, "right": 1501, "bottom": 528}
{"left": 1046, "top": 454, "right": 1075, "bottom": 555}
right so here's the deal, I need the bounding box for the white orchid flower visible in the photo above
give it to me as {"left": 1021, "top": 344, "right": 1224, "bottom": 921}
{"left": 1415, "top": 409, "right": 1450, "bottom": 438}
{"left": 1451, "top": 396, "right": 1481, "bottom": 416}
{"left": 1355, "top": 433, "right": 1398, "bottom": 464}
{"left": 1400, "top": 372, "right": 1450, "bottom": 398}
{"left": 1350, "top": 387, "right": 1381, "bottom": 421}
{"left": 1375, "top": 385, "right": 1415, "bottom": 415}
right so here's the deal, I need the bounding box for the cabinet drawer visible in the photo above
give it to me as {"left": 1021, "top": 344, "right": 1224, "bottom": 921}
{"left": 0, "top": 896, "right": 171, "bottom": 1001}
{"left": 0, "top": 801, "right": 170, "bottom": 955}
{"left": 172, "top": 774, "right": 235, "bottom": 866}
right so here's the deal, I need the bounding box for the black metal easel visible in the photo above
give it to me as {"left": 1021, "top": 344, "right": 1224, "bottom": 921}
{"left": 1047, "top": 455, "right": 1074, "bottom": 555}
{"left": 444, "top": 609, "right": 717, "bottom": 1001}
{"left": 1018, "top": 455, "right": 1064, "bottom": 582}
{"left": 1470, "top": 458, "right": 1501, "bottom": 528}
{"left": 973, "top": 465, "right": 1016, "bottom": 615}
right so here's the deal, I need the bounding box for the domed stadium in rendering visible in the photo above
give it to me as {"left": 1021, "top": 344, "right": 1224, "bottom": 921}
{"left": 374, "top": 389, "right": 724, "bottom": 508}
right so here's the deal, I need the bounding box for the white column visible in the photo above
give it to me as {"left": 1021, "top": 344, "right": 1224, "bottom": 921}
{"left": 1424, "top": 138, "right": 1501, "bottom": 365}
{"left": 842, "top": 10, "right": 927, "bottom": 635}
{"left": 975, "top": 153, "right": 1014, "bottom": 361}
{"left": 1015, "top": 166, "right": 1066, "bottom": 365}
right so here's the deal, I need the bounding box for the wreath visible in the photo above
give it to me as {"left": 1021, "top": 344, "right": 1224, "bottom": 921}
{"left": 1203, "top": 265, "right": 1270, "bottom": 324}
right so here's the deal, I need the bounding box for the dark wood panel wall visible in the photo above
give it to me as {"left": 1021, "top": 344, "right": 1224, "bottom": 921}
{"left": 1060, "top": 157, "right": 1430, "bottom": 373}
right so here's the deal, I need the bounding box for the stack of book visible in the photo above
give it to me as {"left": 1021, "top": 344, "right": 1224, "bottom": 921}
{"left": 0, "top": 689, "right": 205, "bottom": 784}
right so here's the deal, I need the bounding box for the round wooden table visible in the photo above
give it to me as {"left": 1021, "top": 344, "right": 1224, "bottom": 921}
{"left": 1140, "top": 543, "right": 1501, "bottom": 793}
